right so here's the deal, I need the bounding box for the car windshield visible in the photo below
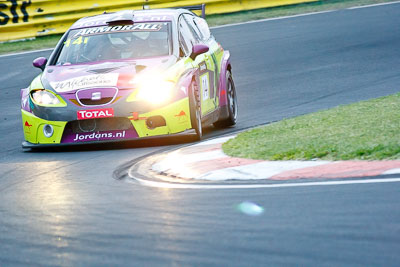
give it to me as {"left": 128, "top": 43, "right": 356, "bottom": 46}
{"left": 55, "top": 22, "right": 171, "bottom": 65}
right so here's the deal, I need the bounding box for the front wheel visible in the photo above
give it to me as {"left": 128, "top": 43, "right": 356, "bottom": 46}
{"left": 214, "top": 70, "right": 237, "bottom": 128}
{"left": 189, "top": 81, "right": 202, "bottom": 140}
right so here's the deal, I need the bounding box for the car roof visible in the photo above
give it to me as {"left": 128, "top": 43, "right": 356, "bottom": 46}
{"left": 70, "top": 9, "right": 194, "bottom": 30}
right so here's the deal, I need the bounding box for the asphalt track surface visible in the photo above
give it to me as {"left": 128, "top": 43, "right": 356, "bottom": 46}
{"left": 1, "top": 3, "right": 400, "bottom": 266}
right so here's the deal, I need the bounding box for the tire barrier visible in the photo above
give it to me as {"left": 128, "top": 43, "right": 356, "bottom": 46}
{"left": 0, "top": 0, "right": 317, "bottom": 42}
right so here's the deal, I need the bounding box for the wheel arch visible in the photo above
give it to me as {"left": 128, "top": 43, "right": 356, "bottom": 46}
{"left": 216, "top": 51, "right": 232, "bottom": 122}
{"left": 218, "top": 50, "right": 232, "bottom": 108}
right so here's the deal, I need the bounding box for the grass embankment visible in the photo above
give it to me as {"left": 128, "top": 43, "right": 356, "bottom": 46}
{"left": 223, "top": 93, "right": 400, "bottom": 161}
{"left": 0, "top": 35, "right": 62, "bottom": 55}
{"left": 0, "top": 0, "right": 395, "bottom": 55}
{"left": 206, "top": 0, "right": 394, "bottom": 26}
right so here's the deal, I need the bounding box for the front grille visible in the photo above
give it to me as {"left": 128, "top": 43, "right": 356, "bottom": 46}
{"left": 79, "top": 97, "right": 113, "bottom": 106}
{"left": 76, "top": 87, "right": 117, "bottom": 106}
{"left": 65, "top": 117, "right": 132, "bottom": 133}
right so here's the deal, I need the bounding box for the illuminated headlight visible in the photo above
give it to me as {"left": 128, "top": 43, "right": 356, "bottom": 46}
{"left": 136, "top": 80, "right": 175, "bottom": 104}
{"left": 31, "top": 90, "right": 60, "bottom": 105}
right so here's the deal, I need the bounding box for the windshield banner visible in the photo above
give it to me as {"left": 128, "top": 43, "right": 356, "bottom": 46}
{"left": 74, "top": 23, "right": 163, "bottom": 37}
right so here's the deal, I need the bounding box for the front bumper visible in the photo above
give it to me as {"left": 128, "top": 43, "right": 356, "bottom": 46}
{"left": 21, "top": 98, "right": 192, "bottom": 146}
{"left": 21, "top": 129, "right": 195, "bottom": 149}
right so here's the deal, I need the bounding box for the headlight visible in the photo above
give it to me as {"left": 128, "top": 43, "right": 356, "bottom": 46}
{"left": 31, "top": 90, "right": 60, "bottom": 105}
{"left": 136, "top": 80, "right": 175, "bottom": 104}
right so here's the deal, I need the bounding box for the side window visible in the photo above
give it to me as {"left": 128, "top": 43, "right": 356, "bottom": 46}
{"left": 194, "top": 17, "right": 211, "bottom": 41}
{"left": 178, "top": 32, "right": 188, "bottom": 57}
{"left": 184, "top": 14, "right": 203, "bottom": 41}
{"left": 178, "top": 16, "right": 196, "bottom": 57}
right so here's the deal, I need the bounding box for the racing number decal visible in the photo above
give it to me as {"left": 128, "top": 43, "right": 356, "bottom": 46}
{"left": 64, "top": 36, "right": 89, "bottom": 47}
{"left": 201, "top": 73, "right": 210, "bottom": 101}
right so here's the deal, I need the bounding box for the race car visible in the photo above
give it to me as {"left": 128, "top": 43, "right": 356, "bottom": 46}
{"left": 21, "top": 8, "right": 237, "bottom": 148}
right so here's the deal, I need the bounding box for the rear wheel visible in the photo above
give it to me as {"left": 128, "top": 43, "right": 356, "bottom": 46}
{"left": 214, "top": 70, "right": 237, "bottom": 128}
{"left": 189, "top": 80, "right": 202, "bottom": 140}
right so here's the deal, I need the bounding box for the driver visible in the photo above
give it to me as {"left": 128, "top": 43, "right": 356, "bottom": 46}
{"left": 83, "top": 33, "right": 121, "bottom": 61}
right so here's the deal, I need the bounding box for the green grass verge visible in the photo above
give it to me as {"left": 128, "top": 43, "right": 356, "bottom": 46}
{"left": 223, "top": 93, "right": 400, "bottom": 161}
{"left": 0, "top": 0, "right": 395, "bottom": 55}
{"left": 206, "top": 0, "right": 394, "bottom": 26}
{"left": 0, "top": 34, "right": 63, "bottom": 55}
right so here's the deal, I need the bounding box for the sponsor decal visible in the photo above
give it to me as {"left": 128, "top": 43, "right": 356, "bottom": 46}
{"left": 24, "top": 121, "right": 32, "bottom": 128}
{"left": 174, "top": 110, "right": 188, "bottom": 122}
{"left": 134, "top": 15, "right": 171, "bottom": 21}
{"left": 77, "top": 108, "right": 114, "bottom": 120}
{"left": 24, "top": 120, "right": 32, "bottom": 133}
{"left": 201, "top": 73, "right": 210, "bottom": 100}
{"left": 72, "top": 17, "right": 106, "bottom": 28}
{"left": 73, "top": 130, "right": 126, "bottom": 142}
{"left": 50, "top": 73, "right": 119, "bottom": 93}
{"left": 131, "top": 112, "right": 147, "bottom": 121}
{"left": 74, "top": 23, "right": 162, "bottom": 37}
{"left": 0, "top": 0, "right": 31, "bottom": 26}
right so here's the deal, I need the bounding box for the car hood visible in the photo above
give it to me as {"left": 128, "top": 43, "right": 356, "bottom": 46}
{"left": 41, "top": 56, "right": 178, "bottom": 95}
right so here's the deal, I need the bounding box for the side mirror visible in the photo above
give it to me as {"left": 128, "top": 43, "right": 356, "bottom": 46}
{"left": 33, "top": 57, "right": 48, "bottom": 71}
{"left": 190, "top": 44, "right": 209, "bottom": 60}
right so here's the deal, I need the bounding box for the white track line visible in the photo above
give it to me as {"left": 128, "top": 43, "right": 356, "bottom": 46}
{"left": 129, "top": 176, "right": 400, "bottom": 189}
{"left": 212, "top": 0, "right": 400, "bottom": 29}
{"left": 383, "top": 168, "right": 400, "bottom": 175}
{"left": 2, "top": 1, "right": 400, "bottom": 58}
{"left": 0, "top": 48, "right": 53, "bottom": 58}
{"left": 347, "top": 0, "right": 400, "bottom": 9}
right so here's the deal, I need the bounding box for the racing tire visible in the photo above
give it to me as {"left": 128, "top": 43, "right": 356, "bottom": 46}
{"left": 189, "top": 80, "right": 202, "bottom": 140}
{"left": 214, "top": 70, "right": 237, "bottom": 128}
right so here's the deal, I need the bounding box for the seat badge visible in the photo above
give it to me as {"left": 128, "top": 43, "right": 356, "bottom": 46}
{"left": 91, "top": 92, "right": 101, "bottom": 101}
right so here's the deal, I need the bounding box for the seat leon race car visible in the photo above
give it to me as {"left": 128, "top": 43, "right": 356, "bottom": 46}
{"left": 21, "top": 8, "right": 237, "bottom": 148}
